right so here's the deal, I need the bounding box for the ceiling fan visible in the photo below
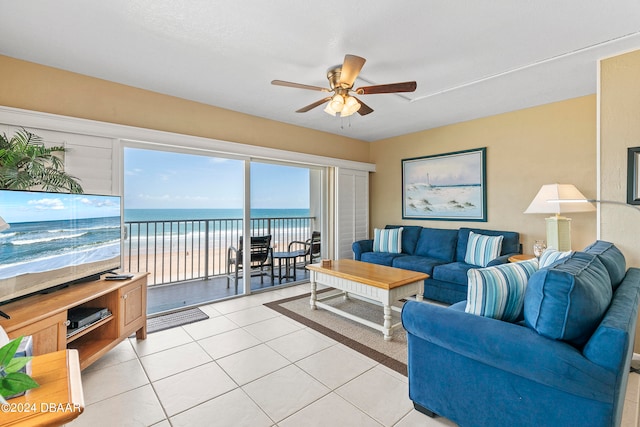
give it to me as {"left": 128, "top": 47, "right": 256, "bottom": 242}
{"left": 271, "top": 54, "right": 417, "bottom": 117}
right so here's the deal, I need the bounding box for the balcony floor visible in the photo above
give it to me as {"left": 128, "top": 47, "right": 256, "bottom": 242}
{"left": 147, "top": 264, "right": 311, "bottom": 315}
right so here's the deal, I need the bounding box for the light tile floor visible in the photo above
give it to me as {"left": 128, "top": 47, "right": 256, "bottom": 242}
{"left": 69, "top": 284, "right": 640, "bottom": 427}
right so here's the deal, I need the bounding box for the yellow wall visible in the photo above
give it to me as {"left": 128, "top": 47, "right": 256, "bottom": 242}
{"left": 600, "top": 50, "right": 640, "bottom": 268}
{"left": 0, "top": 55, "right": 370, "bottom": 163}
{"left": 0, "top": 54, "right": 611, "bottom": 258}
{"left": 370, "top": 96, "right": 598, "bottom": 254}
{"left": 600, "top": 49, "right": 640, "bottom": 354}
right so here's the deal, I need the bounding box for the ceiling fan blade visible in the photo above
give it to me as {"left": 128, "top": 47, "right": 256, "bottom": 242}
{"left": 353, "top": 97, "right": 373, "bottom": 116}
{"left": 296, "top": 97, "right": 332, "bottom": 113}
{"left": 355, "top": 81, "right": 417, "bottom": 95}
{"left": 271, "top": 80, "right": 330, "bottom": 92}
{"left": 339, "top": 54, "right": 366, "bottom": 88}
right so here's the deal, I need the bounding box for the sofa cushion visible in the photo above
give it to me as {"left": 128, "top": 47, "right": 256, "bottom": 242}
{"left": 456, "top": 227, "right": 520, "bottom": 262}
{"left": 392, "top": 255, "right": 448, "bottom": 275}
{"left": 361, "top": 251, "right": 406, "bottom": 267}
{"left": 539, "top": 249, "right": 573, "bottom": 268}
{"left": 432, "top": 262, "right": 476, "bottom": 286}
{"left": 524, "top": 251, "right": 612, "bottom": 347}
{"left": 583, "top": 240, "right": 626, "bottom": 290}
{"left": 385, "top": 225, "right": 422, "bottom": 255}
{"left": 413, "top": 228, "right": 458, "bottom": 262}
{"left": 466, "top": 259, "right": 539, "bottom": 322}
{"left": 464, "top": 231, "right": 504, "bottom": 267}
{"left": 373, "top": 227, "right": 403, "bottom": 253}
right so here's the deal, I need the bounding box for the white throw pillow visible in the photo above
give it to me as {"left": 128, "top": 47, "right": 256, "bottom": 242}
{"left": 539, "top": 249, "right": 573, "bottom": 268}
{"left": 464, "top": 231, "right": 504, "bottom": 267}
{"left": 466, "top": 259, "right": 539, "bottom": 322}
{"left": 373, "top": 228, "right": 403, "bottom": 253}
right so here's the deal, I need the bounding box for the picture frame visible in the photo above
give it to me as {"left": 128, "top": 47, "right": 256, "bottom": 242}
{"left": 627, "top": 147, "right": 640, "bottom": 205}
{"left": 402, "top": 147, "right": 487, "bottom": 221}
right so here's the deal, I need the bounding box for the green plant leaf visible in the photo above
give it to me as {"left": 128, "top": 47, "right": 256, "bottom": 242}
{"left": 0, "top": 128, "right": 83, "bottom": 193}
{"left": 0, "top": 337, "right": 22, "bottom": 368}
{"left": 6, "top": 356, "right": 32, "bottom": 374}
{"left": 0, "top": 372, "right": 39, "bottom": 397}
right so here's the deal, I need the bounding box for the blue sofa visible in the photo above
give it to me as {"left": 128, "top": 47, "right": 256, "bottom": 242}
{"left": 401, "top": 241, "right": 640, "bottom": 427}
{"left": 352, "top": 226, "right": 521, "bottom": 304}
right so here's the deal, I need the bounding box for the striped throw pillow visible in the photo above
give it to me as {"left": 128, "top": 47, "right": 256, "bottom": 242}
{"left": 539, "top": 249, "right": 573, "bottom": 268}
{"left": 466, "top": 259, "right": 539, "bottom": 322}
{"left": 373, "top": 228, "right": 403, "bottom": 253}
{"left": 464, "top": 231, "right": 504, "bottom": 267}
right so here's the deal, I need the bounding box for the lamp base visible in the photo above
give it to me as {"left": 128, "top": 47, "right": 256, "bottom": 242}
{"left": 545, "top": 216, "right": 571, "bottom": 251}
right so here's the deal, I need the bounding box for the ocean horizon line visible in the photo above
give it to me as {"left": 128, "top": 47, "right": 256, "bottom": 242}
{"left": 124, "top": 207, "right": 312, "bottom": 222}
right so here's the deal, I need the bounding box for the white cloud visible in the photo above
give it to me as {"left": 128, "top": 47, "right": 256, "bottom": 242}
{"left": 28, "top": 198, "right": 65, "bottom": 210}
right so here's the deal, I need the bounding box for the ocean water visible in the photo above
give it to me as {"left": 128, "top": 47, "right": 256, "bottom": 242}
{"left": 124, "top": 208, "right": 313, "bottom": 252}
{"left": 0, "top": 216, "right": 121, "bottom": 279}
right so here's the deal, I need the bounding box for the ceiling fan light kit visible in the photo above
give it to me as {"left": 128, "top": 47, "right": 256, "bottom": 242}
{"left": 324, "top": 93, "right": 361, "bottom": 117}
{"left": 272, "top": 54, "right": 417, "bottom": 118}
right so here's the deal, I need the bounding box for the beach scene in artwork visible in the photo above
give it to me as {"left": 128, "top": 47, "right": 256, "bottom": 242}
{"left": 403, "top": 150, "right": 484, "bottom": 219}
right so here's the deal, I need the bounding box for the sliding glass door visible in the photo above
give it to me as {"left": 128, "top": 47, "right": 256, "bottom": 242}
{"left": 122, "top": 145, "right": 324, "bottom": 313}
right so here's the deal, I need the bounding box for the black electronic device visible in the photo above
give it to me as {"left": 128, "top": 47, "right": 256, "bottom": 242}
{"left": 104, "top": 274, "right": 134, "bottom": 281}
{"left": 67, "top": 306, "right": 111, "bottom": 329}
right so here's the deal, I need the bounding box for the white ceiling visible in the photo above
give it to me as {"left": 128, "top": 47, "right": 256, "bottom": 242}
{"left": 2, "top": 1, "right": 640, "bottom": 142}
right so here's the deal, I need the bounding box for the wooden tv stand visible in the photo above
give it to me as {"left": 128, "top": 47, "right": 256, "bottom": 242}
{"left": 0, "top": 273, "right": 147, "bottom": 370}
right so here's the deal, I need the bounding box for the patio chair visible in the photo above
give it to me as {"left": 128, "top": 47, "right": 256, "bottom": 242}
{"left": 226, "top": 235, "right": 273, "bottom": 292}
{"left": 287, "top": 231, "right": 321, "bottom": 267}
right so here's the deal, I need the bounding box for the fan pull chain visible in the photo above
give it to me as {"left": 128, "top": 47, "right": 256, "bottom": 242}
{"left": 340, "top": 116, "right": 352, "bottom": 130}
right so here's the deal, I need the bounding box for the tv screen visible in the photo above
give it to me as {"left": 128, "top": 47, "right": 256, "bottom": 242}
{"left": 0, "top": 189, "right": 121, "bottom": 305}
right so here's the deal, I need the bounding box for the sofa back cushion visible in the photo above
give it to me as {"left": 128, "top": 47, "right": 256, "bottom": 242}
{"left": 413, "top": 227, "right": 458, "bottom": 261}
{"left": 524, "top": 251, "right": 613, "bottom": 348}
{"left": 385, "top": 225, "right": 422, "bottom": 255}
{"left": 583, "top": 240, "right": 626, "bottom": 290}
{"left": 455, "top": 227, "right": 520, "bottom": 262}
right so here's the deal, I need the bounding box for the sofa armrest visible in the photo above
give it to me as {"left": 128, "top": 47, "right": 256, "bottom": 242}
{"left": 352, "top": 239, "right": 374, "bottom": 260}
{"left": 401, "top": 300, "right": 615, "bottom": 401}
{"left": 486, "top": 252, "right": 519, "bottom": 266}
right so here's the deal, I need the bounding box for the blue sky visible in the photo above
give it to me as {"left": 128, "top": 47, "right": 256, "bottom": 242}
{"left": 124, "top": 148, "right": 310, "bottom": 209}
{"left": 0, "top": 190, "right": 120, "bottom": 224}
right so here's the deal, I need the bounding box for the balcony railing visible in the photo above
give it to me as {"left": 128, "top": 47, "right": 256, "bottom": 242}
{"left": 123, "top": 216, "right": 315, "bottom": 286}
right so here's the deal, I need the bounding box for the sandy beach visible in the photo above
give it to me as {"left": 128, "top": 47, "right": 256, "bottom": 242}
{"left": 122, "top": 240, "right": 302, "bottom": 286}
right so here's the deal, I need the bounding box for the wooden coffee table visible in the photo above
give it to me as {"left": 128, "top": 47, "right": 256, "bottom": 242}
{"left": 306, "top": 259, "right": 428, "bottom": 341}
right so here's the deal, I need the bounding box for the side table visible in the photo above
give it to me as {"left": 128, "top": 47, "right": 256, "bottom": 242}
{"left": 1, "top": 349, "right": 84, "bottom": 426}
{"left": 508, "top": 254, "right": 536, "bottom": 263}
{"left": 272, "top": 251, "right": 301, "bottom": 282}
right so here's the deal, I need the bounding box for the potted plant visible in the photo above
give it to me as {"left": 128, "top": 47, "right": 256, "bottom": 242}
{"left": 0, "top": 336, "right": 39, "bottom": 403}
{"left": 0, "top": 128, "right": 83, "bottom": 193}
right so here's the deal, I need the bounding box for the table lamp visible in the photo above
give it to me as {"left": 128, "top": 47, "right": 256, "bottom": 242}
{"left": 524, "top": 184, "right": 595, "bottom": 251}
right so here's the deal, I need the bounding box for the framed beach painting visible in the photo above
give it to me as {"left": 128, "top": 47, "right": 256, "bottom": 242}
{"left": 402, "top": 147, "right": 487, "bottom": 221}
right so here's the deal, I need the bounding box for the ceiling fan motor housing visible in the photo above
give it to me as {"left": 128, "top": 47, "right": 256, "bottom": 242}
{"left": 327, "top": 66, "right": 349, "bottom": 90}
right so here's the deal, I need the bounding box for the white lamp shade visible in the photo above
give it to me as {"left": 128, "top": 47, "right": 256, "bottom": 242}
{"left": 524, "top": 184, "right": 596, "bottom": 215}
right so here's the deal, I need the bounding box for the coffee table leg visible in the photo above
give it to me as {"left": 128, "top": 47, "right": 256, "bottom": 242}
{"left": 310, "top": 279, "right": 317, "bottom": 310}
{"left": 383, "top": 304, "right": 392, "bottom": 341}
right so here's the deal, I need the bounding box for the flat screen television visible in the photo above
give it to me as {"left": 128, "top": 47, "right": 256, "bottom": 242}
{"left": 0, "top": 189, "right": 122, "bottom": 307}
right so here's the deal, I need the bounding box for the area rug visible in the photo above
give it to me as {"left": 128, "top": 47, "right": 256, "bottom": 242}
{"left": 265, "top": 290, "right": 408, "bottom": 376}
{"left": 147, "top": 307, "right": 209, "bottom": 334}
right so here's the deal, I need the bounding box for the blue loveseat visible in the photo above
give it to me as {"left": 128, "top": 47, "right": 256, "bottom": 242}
{"left": 352, "top": 225, "right": 521, "bottom": 304}
{"left": 401, "top": 241, "right": 640, "bottom": 427}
